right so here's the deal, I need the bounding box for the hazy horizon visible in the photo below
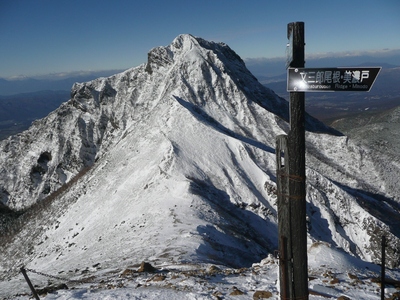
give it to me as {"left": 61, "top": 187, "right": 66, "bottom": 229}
{"left": 1, "top": 48, "right": 399, "bottom": 82}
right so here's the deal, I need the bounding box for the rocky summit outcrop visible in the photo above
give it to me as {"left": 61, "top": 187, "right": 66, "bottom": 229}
{"left": 0, "top": 34, "right": 399, "bottom": 287}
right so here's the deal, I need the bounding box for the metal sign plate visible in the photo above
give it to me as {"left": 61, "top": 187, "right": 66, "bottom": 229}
{"left": 287, "top": 67, "right": 381, "bottom": 92}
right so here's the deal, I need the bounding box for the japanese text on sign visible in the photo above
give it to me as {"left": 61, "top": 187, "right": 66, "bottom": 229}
{"left": 300, "top": 70, "right": 369, "bottom": 86}
{"left": 287, "top": 67, "right": 381, "bottom": 92}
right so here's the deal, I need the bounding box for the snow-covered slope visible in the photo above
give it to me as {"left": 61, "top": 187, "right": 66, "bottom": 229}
{"left": 1, "top": 34, "right": 399, "bottom": 298}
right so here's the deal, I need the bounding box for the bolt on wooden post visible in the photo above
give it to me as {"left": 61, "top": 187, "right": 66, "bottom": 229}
{"left": 276, "top": 21, "right": 308, "bottom": 300}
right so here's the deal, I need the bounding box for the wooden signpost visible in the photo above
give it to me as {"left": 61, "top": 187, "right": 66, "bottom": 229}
{"left": 277, "top": 21, "right": 308, "bottom": 300}
{"left": 276, "top": 21, "right": 380, "bottom": 300}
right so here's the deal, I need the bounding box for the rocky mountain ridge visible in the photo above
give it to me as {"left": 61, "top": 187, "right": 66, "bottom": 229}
{"left": 0, "top": 34, "right": 399, "bottom": 297}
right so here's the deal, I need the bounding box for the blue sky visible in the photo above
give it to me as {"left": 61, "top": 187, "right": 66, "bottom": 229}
{"left": 1, "top": 0, "right": 399, "bottom": 78}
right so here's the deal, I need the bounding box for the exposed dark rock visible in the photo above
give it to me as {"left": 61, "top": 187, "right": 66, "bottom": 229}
{"left": 137, "top": 262, "right": 156, "bottom": 273}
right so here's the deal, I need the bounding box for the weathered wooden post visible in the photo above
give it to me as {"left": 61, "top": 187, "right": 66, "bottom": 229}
{"left": 277, "top": 21, "right": 308, "bottom": 300}
{"left": 287, "top": 22, "right": 308, "bottom": 300}
{"left": 276, "top": 134, "right": 293, "bottom": 298}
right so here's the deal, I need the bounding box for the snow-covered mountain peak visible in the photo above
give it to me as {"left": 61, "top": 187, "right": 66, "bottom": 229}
{"left": 146, "top": 34, "right": 244, "bottom": 71}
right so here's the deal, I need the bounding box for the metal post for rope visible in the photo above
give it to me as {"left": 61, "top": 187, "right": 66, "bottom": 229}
{"left": 20, "top": 267, "right": 40, "bottom": 300}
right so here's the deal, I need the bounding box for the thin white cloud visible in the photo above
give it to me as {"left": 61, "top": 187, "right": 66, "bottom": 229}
{"left": 245, "top": 48, "right": 400, "bottom": 62}
{"left": 9, "top": 69, "right": 128, "bottom": 81}
{"left": 307, "top": 48, "right": 400, "bottom": 60}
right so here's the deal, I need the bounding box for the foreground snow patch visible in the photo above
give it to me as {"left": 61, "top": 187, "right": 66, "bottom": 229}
{"left": 7, "top": 249, "right": 400, "bottom": 300}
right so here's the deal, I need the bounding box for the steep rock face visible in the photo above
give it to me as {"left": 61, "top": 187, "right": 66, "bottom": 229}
{"left": 0, "top": 83, "right": 119, "bottom": 209}
{"left": 0, "top": 34, "right": 399, "bottom": 276}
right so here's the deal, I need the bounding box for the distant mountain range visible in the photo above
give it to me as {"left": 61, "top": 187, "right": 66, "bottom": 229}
{"left": 245, "top": 50, "right": 400, "bottom": 78}
{"left": 0, "top": 70, "right": 124, "bottom": 96}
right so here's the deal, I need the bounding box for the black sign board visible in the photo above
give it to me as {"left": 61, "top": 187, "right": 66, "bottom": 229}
{"left": 287, "top": 67, "right": 381, "bottom": 92}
